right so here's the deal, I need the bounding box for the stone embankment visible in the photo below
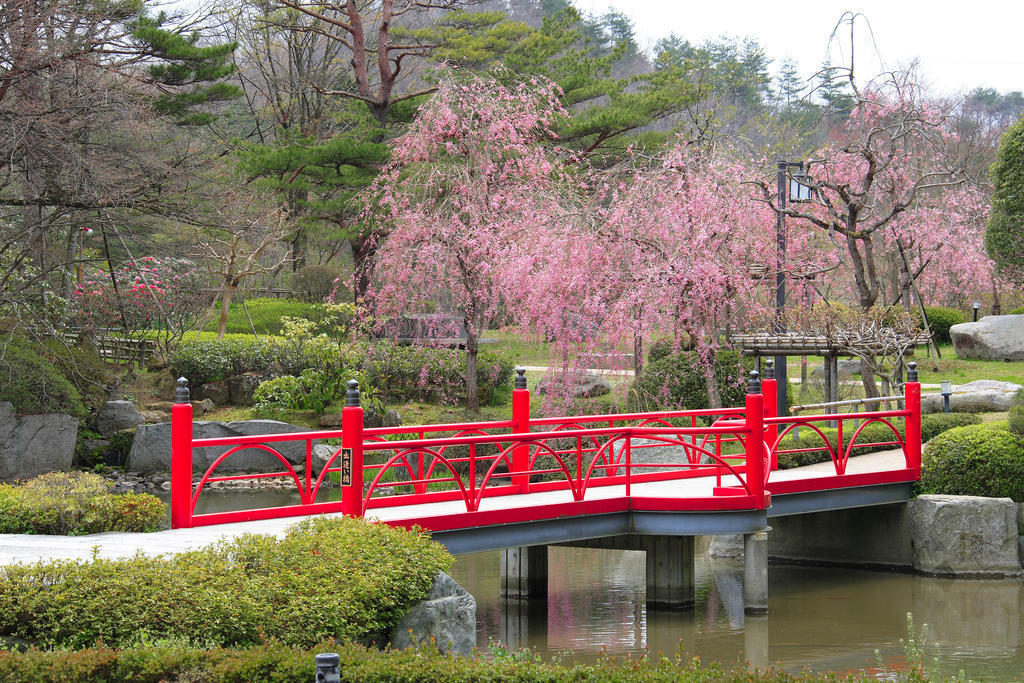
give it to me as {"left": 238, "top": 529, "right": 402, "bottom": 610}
{"left": 710, "top": 494, "right": 1024, "bottom": 577}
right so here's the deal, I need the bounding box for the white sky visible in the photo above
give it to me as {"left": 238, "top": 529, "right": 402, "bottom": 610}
{"left": 572, "top": 1, "right": 1024, "bottom": 96}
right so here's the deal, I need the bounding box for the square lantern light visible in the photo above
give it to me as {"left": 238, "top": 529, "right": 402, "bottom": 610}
{"left": 789, "top": 165, "right": 814, "bottom": 203}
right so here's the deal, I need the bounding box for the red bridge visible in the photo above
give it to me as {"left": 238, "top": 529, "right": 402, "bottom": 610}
{"left": 170, "top": 363, "right": 918, "bottom": 529}
{"left": 169, "top": 362, "right": 922, "bottom": 611}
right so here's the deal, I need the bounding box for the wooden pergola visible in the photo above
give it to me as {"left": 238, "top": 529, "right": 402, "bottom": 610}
{"left": 729, "top": 333, "right": 931, "bottom": 408}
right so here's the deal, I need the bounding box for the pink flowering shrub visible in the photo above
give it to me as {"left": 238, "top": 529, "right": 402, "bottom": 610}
{"left": 71, "top": 257, "right": 209, "bottom": 349}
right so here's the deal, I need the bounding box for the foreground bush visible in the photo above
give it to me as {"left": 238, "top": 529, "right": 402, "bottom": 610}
{"left": 628, "top": 349, "right": 753, "bottom": 411}
{"left": 0, "top": 472, "right": 164, "bottom": 535}
{"left": 0, "top": 639, "right": 874, "bottom": 683}
{"left": 919, "top": 422, "right": 1024, "bottom": 500}
{"left": 0, "top": 517, "right": 450, "bottom": 649}
{"left": 777, "top": 413, "right": 981, "bottom": 469}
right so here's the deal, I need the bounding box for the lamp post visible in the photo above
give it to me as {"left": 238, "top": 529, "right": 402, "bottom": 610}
{"left": 940, "top": 380, "right": 953, "bottom": 413}
{"left": 775, "top": 161, "right": 814, "bottom": 418}
{"left": 972, "top": 301, "right": 980, "bottom": 322}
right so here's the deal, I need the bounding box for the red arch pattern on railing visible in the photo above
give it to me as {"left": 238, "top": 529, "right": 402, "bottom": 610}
{"left": 169, "top": 371, "right": 921, "bottom": 529}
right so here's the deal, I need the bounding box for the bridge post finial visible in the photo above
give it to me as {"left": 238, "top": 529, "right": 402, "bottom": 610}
{"left": 906, "top": 362, "right": 918, "bottom": 383}
{"left": 515, "top": 366, "right": 527, "bottom": 390}
{"left": 763, "top": 360, "right": 775, "bottom": 380}
{"left": 747, "top": 370, "right": 762, "bottom": 394}
{"left": 346, "top": 379, "right": 360, "bottom": 407}
{"left": 174, "top": 377, "right": 190, "bottom": 404}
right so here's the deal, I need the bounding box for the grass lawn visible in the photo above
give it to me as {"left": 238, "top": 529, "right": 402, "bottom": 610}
{"left": 783, "top": 344, "right": 1024, "bottom": 387}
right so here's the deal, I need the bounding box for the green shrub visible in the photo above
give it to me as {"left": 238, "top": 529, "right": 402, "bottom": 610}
{"left": 628, "top": 349, "right": 753, "bottom": 411}
{"left": 0, "top": 337, "right": 86, "bottom": 417}
{"left": 252, "top": 369, "right": 377, "bottom": 417}
{"left": 920, "top": 306, "right": 965, "bottom": 344}
{"left": 777, "top": 412, "right": 982, "bottom": 469}
{"left": 292, "top": 264, "right": 341, "bottom": 303}
{"left": 0, "top": 639, "right": 797, "bottom": 683}
{"left": 1010, "top": 306, "right": 1024, "bottom": 315}
{"left": 0, "top": 472, "right": 165, "bottom": 535}
{"left": 0, "top": 517, "right": 451, "bottom": 649}
{"left": 920, "top": 423, "right": 1024, "bottom": 500}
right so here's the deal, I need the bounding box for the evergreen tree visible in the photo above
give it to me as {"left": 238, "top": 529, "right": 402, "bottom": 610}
{"left": 986, "top": 114, "right": 1024, "bottom": 285}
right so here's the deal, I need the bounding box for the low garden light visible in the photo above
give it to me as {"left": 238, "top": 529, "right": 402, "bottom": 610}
{"left": 940, "top": 380, "right": 953, "bottom": 413}
{"left": 972, "top": 301, "right": 980, "bottom": 322}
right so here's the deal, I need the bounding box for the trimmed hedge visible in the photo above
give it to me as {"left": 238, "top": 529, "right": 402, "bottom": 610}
{"left": 628, "top": 350, "right": 753, "bottom": 411}
{"left": 777, "top": 413, "right": 982, "bottom": 469}
{"left": 919, "top": 306, "right": 964, "bottom": 344}
{"left": 0, "top": 472, "right": 164, "bottom": 535}
{"left": 919, "top": 422, "right": 1024, "bottom": 500}
{"left": 0, "top": 337, "right": 87, "bottom": 417}
{"left": 0, "top": 640, "right": 853, "bottom": 682}
{"left": 202, "top": 298, "right": 337, "bottom": 336}
{"left": 0, "top": 517, "right": 451, "bottom": 649}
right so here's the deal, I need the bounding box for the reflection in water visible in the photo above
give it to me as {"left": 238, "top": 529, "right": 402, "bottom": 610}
{"left": 448, "top": 540, "right": 1024, "bottom": 679}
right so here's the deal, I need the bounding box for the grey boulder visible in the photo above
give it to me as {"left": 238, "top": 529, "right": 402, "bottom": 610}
{"left": 128, "top": 419, "right": 317, "bottom": 474}
{"left": 950, "top": 314, "right": 1024, "bottom": 361}
{"left": 227, "top": 373, "right": 264, "bottom": 406}
{"left": 909, "top": 495, "right": 1020, "bottom": 576}
{"left": 199, "top": 381, "right": 230, "bottom": 405}
{"left": 95, "top": 400, "right": 144, "bottom": 437}
{"left": 537, "top": 371, "right": 612, "bottom": 398}
{"left": 389, "top": 571, "right": 476, "bottom": 656}
{"left": 921, "top": 379, "right": 1022, "bottom": 413}
{"left": 0, "top": 402, "right": 79, "bottom": 481}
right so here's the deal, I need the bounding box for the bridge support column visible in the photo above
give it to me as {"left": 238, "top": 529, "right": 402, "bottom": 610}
{"left": 645, "top": 535, "right": 695, "bottom": 609}
{"left": 743, "top": 529, "right": 769, "bottom": 613}
{"left": 500, "top": 546, "right": 548, "bottom": 599}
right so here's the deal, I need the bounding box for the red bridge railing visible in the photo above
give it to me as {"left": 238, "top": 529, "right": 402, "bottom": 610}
{"left": 169, "top": 363, "right": 922, "bottom": 529}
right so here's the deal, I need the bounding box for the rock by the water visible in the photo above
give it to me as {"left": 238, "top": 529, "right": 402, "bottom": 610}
{"left": 909, "top": 495, "right": 1019, "bottom": 575}
{"left": 382, "top": 409, "right": 402, "bottom": 428}
{"left": 921, "top": 379, "right": 1022, "bottom": 414}
{"left": 199, "top": 381, "right": 230, "bottom": 405}
{"left": 389, "top": 571, "right": 476, "bottom": 656}
{"left": 950, "top": 315, "right": 1024, "bottom": 361}
{"left": 312, "top": 443, "right": 341, "bottom": 475}
{"left": 537, "top": 371, "right": 612, "bottom": 398}
{"left": 0, "top": 402, "right": 79, "bottom": 481}
{"left": 95, "top": 400, "right": 144, "bottom": 437}
{"left": 128, "top": 419, "right": 316, "bottom": 473}
{"left": 227, "top": 373, "right": 264, "bottom": 406}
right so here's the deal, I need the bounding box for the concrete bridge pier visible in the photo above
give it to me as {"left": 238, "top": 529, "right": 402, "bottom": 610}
{"left": 500, "top": 545, "right": 548, "bottom": 599}
{"left": 743, "top": 529, "right": 769, "bottom": 614}
{"left": 499, "top": 535, "right": 696, "bottom": 609}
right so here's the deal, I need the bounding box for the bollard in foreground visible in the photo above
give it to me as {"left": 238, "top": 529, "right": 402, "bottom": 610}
{"left": 314, "top": 652, "right": 340, "bottom": 683}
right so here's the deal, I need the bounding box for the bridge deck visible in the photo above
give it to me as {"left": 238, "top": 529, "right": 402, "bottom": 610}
{"left": 0, "top": 450, "right": 912, "bottom": 565}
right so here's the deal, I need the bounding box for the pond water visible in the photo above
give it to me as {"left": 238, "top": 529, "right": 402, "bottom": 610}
{"left": 162, "top": 491, "right": 1024, "bottom": 679}
{"left": 449, "top": 542, "right": 1024, "bottom": 679}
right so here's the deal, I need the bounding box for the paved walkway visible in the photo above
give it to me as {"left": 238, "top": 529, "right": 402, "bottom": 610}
{"left": 0, "top": 450, "right": 909, "bottom": 566}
